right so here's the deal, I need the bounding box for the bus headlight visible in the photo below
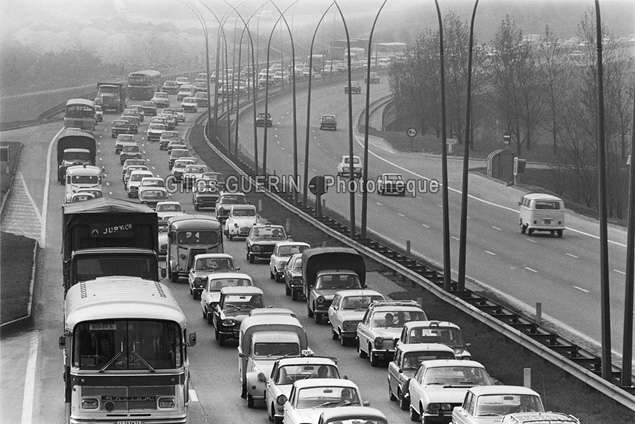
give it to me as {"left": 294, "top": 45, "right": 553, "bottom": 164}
{"left": 81, "top": 398, "right": 99, "bottom": 409}
{"left": 158, "top": 397, "right": 175, "bottom": 408}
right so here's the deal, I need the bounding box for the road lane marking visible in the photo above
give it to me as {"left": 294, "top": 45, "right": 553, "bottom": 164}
{"left": 614, "top": 269, "right": 626, "bottom": 275}
{"left": 491, "top": 226, "right": 501, "bottom": 231}
{"left": 525, "top": 267, "right": 538, "bottom": 273}
{"left": 377, "top": 202, "right": 383, "bottom": 206}
{"left": 422, "top": 223, "right": 430, "bottom": 228}
{"left": 451, "top": 236, "right": 459, "bottom": 241}
{"left": 21, "top": 332, "right": 39, "bottom": 424}
{"left": 42, "top": 126, "right": 66, "bottom": 248}
{"left": 398, "top": 213, "right": 405, "bottom": 217}
{"left": 566, "top": 253, "right": 578, "bottom": 258}
{"left": 573, "top": 286, "right": 590, "bottom": 293}
{"left": 189, "top": 389, "right": 198, "bottom": 402}
{"left": 527, "top": 239, "right": 537, "bottom": 243}
{"left": 485, "top": 250, "right": 496, "bottom": 255}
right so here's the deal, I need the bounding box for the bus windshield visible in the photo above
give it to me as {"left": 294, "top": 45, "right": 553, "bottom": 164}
{"left": 73, "top": 319, "right": 182, "bottom": 370}
{"left": 71, "top": 175, "right": 100, "bottom": 184}
{"left": 177, "top": 230, "right": 219, "bottom": 245}
{"left": 65, "top": 105, "right": 95, "bottom": 119}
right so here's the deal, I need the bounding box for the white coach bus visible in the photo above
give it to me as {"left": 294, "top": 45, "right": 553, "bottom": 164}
{"left": 59, "top": 277, "right": 197, "bottom": 423}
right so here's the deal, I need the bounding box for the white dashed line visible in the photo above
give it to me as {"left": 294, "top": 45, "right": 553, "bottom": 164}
{"left": 525, "top": 267, "right": 538, "bottom": 273}
{"left": 491, "top": 226, "right": 502, "bottom": 231}
{"left": 189, "top": 389, "right": 199, "bottom": 402}
{"left": 398, "top": 213, "right": 405, "bottom": 217}
{"left": 614, "top": 269, "right": 626, "bottom": 275}
{"left": 527, "top": 239, "right": 537, "bottom": 243}
{"left": 485, "top": 250, "right": 496, "bottom": 256}
{"left": 421, "top": 223, "right": 430, "bottom": 228}
{"left": 451, "top": 236, "right": 459, "bottom": 241}
{"left": 566, "top": 253, "right": 578, "bottom": 258}
{"left": 573, "top": 286, "right": 590, "bottom": 293}
{"left": 377, "top": 202, "right": 383, "bottom": 206}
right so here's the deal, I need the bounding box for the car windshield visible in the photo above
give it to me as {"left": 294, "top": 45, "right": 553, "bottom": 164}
{"left": 232, "top": 208, "right": 256, "bottom": 217}
{"left": 157, "top": 204, "right": 181, "bottom": 212}
{"left": 295, "top": 386, "right": 361, "bottom": 409}
{"left": 407, "top": 327, "right": 464, "bottom": 347}
{"left": 384, "top": 174, "right": 403, "bottom": 181}
{"left": 402, "top": 351, "right": 455, "bottom": 370}
{"left": 250, "top": 227, "right": 286, "bottom": 241}
{"left": 195, "top": 258, "right": 234, "bottom": 271}
{"left": 186, "top": 166, "right": 207, "bottom": 173}
{"left": 274, "top": 364, "right": 340, "bottom": 384}
{"left": 342, "top": 295, "right": 383, "bottom": 310}
{"left": 221, "top": 195, "right": 247, "bottom": 204}
{"left": 253, "top": 342, "right": 300, "bottom": 357}
{"left": 535, "top": 201, "right": 560, "bottom": 209}
{"left": 316, "top": 274, "right": 360, "bottom": 290}
{"left": 131, "top": 173, "right": 152, "bottom": 181}
{"left": 208, "top": 277, "right": 251, "bottom": 290}
{"left": 423, "top": 366, "right": 491, "bottom": 386}
{"left": 223, "top": 294, "right": 263, "bottom": 310}
{"left": 475, "top": 394, "right": 544, "bottom": 416}
{"left": 372, "top": 310, "right": 427, "bottom": 328}
{"left": 142, "top": 190, "right": 166, "bottom": 199}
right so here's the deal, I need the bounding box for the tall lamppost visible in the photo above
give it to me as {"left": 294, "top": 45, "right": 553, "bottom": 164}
{"left": 262, "top": 1, "right": 297, "bottom": 176}
{"left": 303, "top": 2, "right": 336, "bottom": 209}
{"left": 360, "top": 0, "right": 388, "bottom": 239}
{"left": 269, "top": 0, "right": 300, "bottom": 204}
{"left": 434, "top": 0, "right": 452, "bottom": 290}
{"left": 457, "top": 0, "right": 479, "bottom": 292}
{"left": 224, "top": 1, "right": 267, "bottom": 173}
{"left": 334, "top": 0, "right": 356, "bottom": 239}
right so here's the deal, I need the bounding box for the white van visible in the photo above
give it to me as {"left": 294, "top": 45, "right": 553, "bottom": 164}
{"left": 518, "top": 193, "right": 565, "bottom": 237}
{"left": 65, "top": 165, "right": 102, "bottom": 203}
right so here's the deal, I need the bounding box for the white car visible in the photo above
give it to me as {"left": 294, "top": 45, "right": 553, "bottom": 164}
{"left": 337, "top": 155, "right": 362, "bottom": 178}
{"left": 188, "top": 253, "right": 237, "bottom": 300}
{"left": 181, "top": 96, "right": 198, "bottom": 113}
{"left": 127, "top": 170, "right": 154, "bottom": 198}
{"left": 266, "top": 356, "right": 340, "bottom": 424}
{"left": 327, "top": 289, "right": 385, "bottom": 346}
{"left": 171, "top": 158, "right": 197, "bottom": 180}
{"left": 175, "top": 76, "right": 190, "bottom": 86}
{"left": 177, "top": 85, "right": 194, "bottom": 101}
{"left": 407, "top": 359, "right": 493, "bottom": 422}
{"left": 452, "top": 385, "right": 545, "bottom": 424}
{"left": 182, "top": 163, "right": 208, "bottom": 189}
{"left": 500, "top": 412, "right": 580, "bottom": 424}
{"left": 268, "top": 241, "right": 310, "bottom": 282}
{"left": 151, "top": 91, "right": 170, "bottom": 108}
{"left": 225, "top": 204, "right": 259, "bottom": 240}
{"left": 279, "top": 378, "right": 368, "bottom": 424}
{"left": 200, "top": 272, "right": 254, "bottom": 324}
{"left": 146, "top": 122, "right": 165, "bottom": 142}
{"left": 396, "top": 320, "right": 472, "bottom": 359}
{"left": 155, "top": 201, "right": 185, "bottom": 227}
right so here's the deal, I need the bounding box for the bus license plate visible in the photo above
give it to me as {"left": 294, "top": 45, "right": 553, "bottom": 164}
{"left": 542, "top": 219, "right": 552, "bottom": 224}
{"left": 117, "top": 421, "right": 141, "bottom": 424}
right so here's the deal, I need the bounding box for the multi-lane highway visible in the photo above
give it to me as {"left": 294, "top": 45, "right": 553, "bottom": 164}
{"left": 0, "top": 75, "right": 632, "bottom": 423}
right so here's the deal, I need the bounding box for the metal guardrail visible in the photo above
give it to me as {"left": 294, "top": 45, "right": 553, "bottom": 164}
{"left": 195, "top": 89, "right": 635, "bottom": 412}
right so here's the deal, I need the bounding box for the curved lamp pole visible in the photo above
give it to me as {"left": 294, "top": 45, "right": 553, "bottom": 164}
{"left": 360, "top": 0, "right": 388, "bottom": 239}
{"left": 262, "top": 1, "right": 298, "bottom": 175}
{"left": 334, "top": 0, "right": 356, "bottom": 239}
{"left": 181, "top": 1, "right": 212, "bottom": 143}
{"left": 224, "top": 1, "right": 268, "bottom": 172}
{"left": 457, "top": 0, "right": 479, "bottom": 291}
{"left": 269, "top": 1, "right": 300, "bottom": 204}
{"left": 434, "top": 0, "right": 452, "bottom": 290}
{"left": 303, "top": 2, "right": 336, "bottom": 209}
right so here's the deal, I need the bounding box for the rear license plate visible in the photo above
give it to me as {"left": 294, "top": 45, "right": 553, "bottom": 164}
{"left": 117, "top": 421, "right": 141, "bottom": 424}
{"left": 542, "top": 219, "right": 552, "bottom": 224}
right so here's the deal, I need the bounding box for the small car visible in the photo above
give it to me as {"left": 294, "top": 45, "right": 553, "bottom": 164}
{"left": 114, "top": 134, "right": 137, "bottom": 155}
{"left": 266, "top": 356, "right": 340, "bottom": 423}
{"left": 319, "top": 114, "right": 337, "bottom": 131}
{"left": 201, "top": 272, "right": 254, "bottom": 323}
{"left": 195, "top": 72, "right": 208, "bottom": 84}
{"left": 278, "top": 379, "right": 367, "bottom": 424}
{"left": 188, "top": 254, "right": 238, "bottom": 300}
{"left": 168, "top": 148, "right": 192, "bottom": 169}
{"left": 155, "top": 201, "right": 185, "bottom": 227}
{"left": 138, "top": 187, "right": 168, "bottom": 209}
{"left": 245, "top": 223, "right": 288, "bottom": 264}
{"left": 182, "top": 163, "right": 209, "bottom": 189}
{"left": 192, "top": 181, "right": 221, "bottom": 211}
{"left": 344, "top": 81, "right": 361, "bottom": 94}
{"left": 451, "top": 386, "right": 545, "bottom": 424}
{"left": 518, "top": 193, "right": 565, "bottom": 237}
{"left": 377, "top": 172, "right": 406, "bottom": 196}
{"left": 327, "top": 289, "right": 385, "bottom": 346}
{"left": 175, "top": 76, "right": 190, "bottom": 86}
{"left": 122, "top": 165, "right": 149, "bottom": 188}
{"left": 128, "top": 104, "right": 145, "bottom": 121}
{"left": 159, "top": 130, "right": 180, "bottom": 150}
{"left": 94, "top": 105, "right": 103, "bottom": 122}
{"left": 158, "top": 113, "right": 177, "bottom": 130}
{"left": 387, "top": 343, "right": 457, "bottom": 411}
{"left": 173, "top": 107, "right": 186, "bottom": 122}
{"left": 364, "top": 72, "right": 381, "bottom": 84}
{"left": 121, "top": 158, "right": 148, "bottom": 176}
{"left": 212, "top": 286, "right": 265, "bottom": 345}
{"left": 161, "top": 108, "right": 180, "bottom": 127}
{"left": 283, "top": 253, "right": 304, "bottom": 301}
{"left": 171, "top": 158, "right": 197, "bottom": 181}
{"left": 177, "top": 85, "right": 194, "bottom": 101}
{"left": 193, "top": 92, "right": 209, "bottom": 107}
{"left": 119, "top": 144, "right": 142, "bottom": 165}
{"left": 126, "top": 170, "right": 154, "bottom": 198}
{"left": 167, "top": 139, "right": 187, "bottom": 154}
{"left": 396, "top": 320, "right": 472, "bottom": 359}
{"left": 181, "top": 96, "right": 198, "bottom": 113}
{"left": 215, "top": 191, "right": 248, "bottom": 222}
{"left": 138, "top": 176, "right": 165, "bottom": 191}
{"left": 255, "top": 112, "right": 273, "bottom": 127}
{"left": 162, "top": 80, "right": 179, "bottom": 94}
{"left": 337, "top": 155, "right": 363, "bottom": 179}
{"left": 141, "top": 100, "right": 157, "bottom": 116}
{"left": 111, "top": 119, "right": 136, "bottom": 138}
{"left": 269, "top": 242, "right": 311, "bottom": 282}
{"left": 307, "top": 269, "right": 365, "bottom": 325}
{"left": 193, "top": 82, "right": 208, "bottom": 94}
{"left": 356, "top": 300, "right": 428, "bottom": 366}
{"left": 122, "top": 108, "right": 142, "bottom": 125}
{"left": 146, "top": 122, "right": 166, "bottom": 142}
{"left": 407, "top": 359, "right": 494, "bottom": 423}
{"left": 225, "top": 204, "right": 259, "bottom": 240}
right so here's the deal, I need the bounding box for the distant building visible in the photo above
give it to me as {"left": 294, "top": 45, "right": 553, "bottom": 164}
{"left": 375, "top": 42, "right": 407, "bottom": 58}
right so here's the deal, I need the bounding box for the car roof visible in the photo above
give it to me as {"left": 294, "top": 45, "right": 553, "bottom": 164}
{"left": 292, "top": 378, "right": 358, "bottom": 390}
{"left": 249, "top": 307, "right": 296, "bottom": 317}
{"left": 523, "top": 193, "right": 563, "bottom": 201}
{"left": 397, "top": 343, "right": 455, "bottom": 353}
{"left": 402, "top": 320, "right": 461, "bottom": 331}
{"left": 333, "top": 289, "right": 383, "bottom": 298}
{"left": 469, "top": 385, "right": 541, "bottom": 396}
{"left": 275, "top": 241, "right": 309, "bottom": 248}
{"left": 156, "top": 201, "right": 180, "bottom": 206}
{"left": 194, "top": 253, "right": 234, "bottom": 261}
{"left": 275, "top": 356, "right": 337, "bottom": 367}
{"left": 220, "top": 285, "right": 262, "bottom": 295}
{"left": 417, "top": 359, "right": 485, "bottom": 369}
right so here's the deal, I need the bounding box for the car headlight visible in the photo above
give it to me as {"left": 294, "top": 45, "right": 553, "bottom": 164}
{"left": 342, "top": 321, "right": 360, "bottom": 331}
{"left": 194, "top": 277, "right": 202, "bottom": 286}
{"left": 221, "top": 319, "right": 235, "bottom": 326}
{"left": 276, "top": 394, "right": 288, "bottom": 406}
{"left": 252, "top": 245, "right": 262, "bottom": 252}
{"left": 316, "top": 296, "right": 325, "bottom": 304}
{"left": 81, "top": 398, "right": 99, "bottom": 409}
{"left": 427, "top": 403, "right": 453, "bottom": 413}
{"left": 158, "top": 397, "right": 175, "bottom": 408}
{"left": 373, "top": 337, "right": 384, "bottom": 349}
